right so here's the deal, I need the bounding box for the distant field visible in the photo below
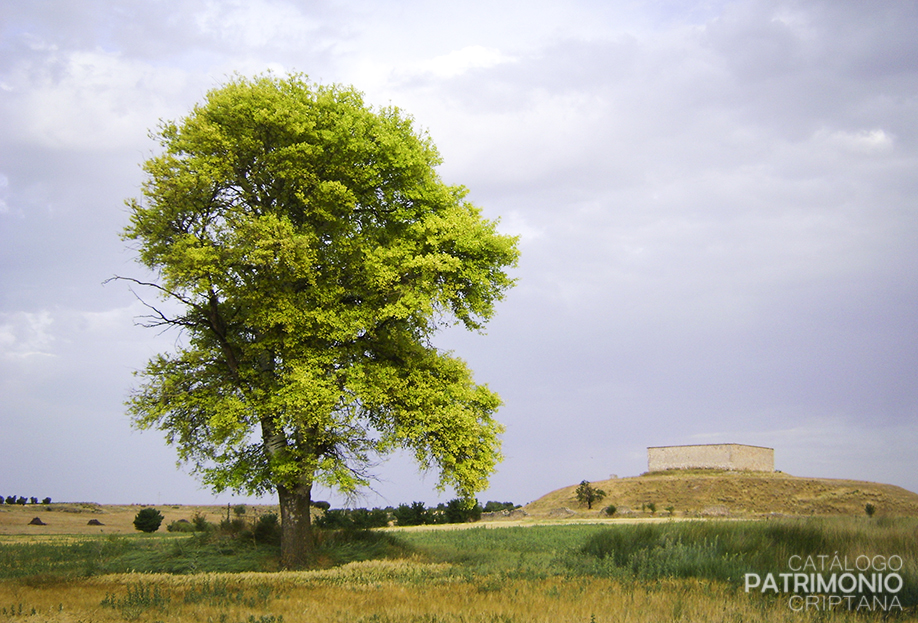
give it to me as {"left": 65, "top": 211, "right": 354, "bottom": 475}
{"left": 0, "top": 515, "right": 915, "bottom": 622}
{"left": 0, "top": 503, "right": 278, "bottom": 536}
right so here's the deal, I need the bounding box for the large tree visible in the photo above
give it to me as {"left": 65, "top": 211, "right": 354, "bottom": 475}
{"left": 119, "top": 74, "right": 519, "bottom": 568}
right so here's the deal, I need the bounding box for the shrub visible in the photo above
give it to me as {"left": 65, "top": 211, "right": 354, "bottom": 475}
{"left": 167, "top": 519, "right": 196, "bottom": 533}
{"left": 483, "top": 501, "right": 517, "bottom": 513}
{"left": 647, "top": 502, "right": 657, "bottom": 515}
{"left": 4, "top": 496, "right": 14, "bottom": 505}
{"left": 133, "top": 507, "right": 164, "bottom": 533}
{"left": 393, "top": 502, "right": 429, "bottom": 526}
{"left": 29, "top": 497, "right": 38, "bottom": 505}
{"left": 865, "top": 503, "right": 876, "bottom": 517}
{"left": 312, "top": 500, "right": 331, "bottom": 511}
{"left": 232, "top": 504, "right": 246, "bottom": 516}
{"left": 603, "top": 505, "right": 617, "bottom": 517}
{"left": 192, "top": 512, "right": 213, "bottom": 532}
{"left": 16, "top": 497, "right": 27, "bottom": 506}
{"left": 42, "top": 497, "right": 51, "bottom": 504}
{"left": 316, "top": 507, "right": 390, "bottom": 530}
{"left": 219, "top": 517, "right": 247, "bottom": 537}
{"left": 252, "top": 513, "right": 281, "bottom": 545}
{"left": 444, "top": 498, "right": 482, "bottom": 523}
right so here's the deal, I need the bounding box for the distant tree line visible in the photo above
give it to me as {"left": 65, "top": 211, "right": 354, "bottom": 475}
{"left": 315, "top": 500, "right": 519, "bottom": 530}
{"left": 1, "top": 496, "right": 51, "bottom": 505}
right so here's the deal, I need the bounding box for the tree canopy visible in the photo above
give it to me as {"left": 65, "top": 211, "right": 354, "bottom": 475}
{"left": 120, "top": 74, "right": 519, "bottom": 566}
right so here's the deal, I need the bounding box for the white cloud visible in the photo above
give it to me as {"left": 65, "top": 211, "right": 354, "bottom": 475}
{"left": 0, "top": 173, "right": 8, "bottom": 213}
{"left": 820, "top": 128, "right": 894, "bottom": 154}
{"left": 2, "top": 47, "right": 191, "bottom": 151}
{"left": 194, "top": 0, "right": 320, "bottom": 49}
{"left": 407, "top": 46, "right": 516, "bottom": 79}
{"left": 0, "top": 310, "right": 55, "bottom": 359}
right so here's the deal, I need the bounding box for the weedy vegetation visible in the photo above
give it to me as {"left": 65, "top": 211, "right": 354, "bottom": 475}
{"left": 0, "top": 516, "right": 915, "bottom": 622}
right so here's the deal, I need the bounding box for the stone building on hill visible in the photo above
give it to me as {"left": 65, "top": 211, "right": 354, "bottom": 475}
{"left": 647, "top": 443, "right": 774, "bottom": 472}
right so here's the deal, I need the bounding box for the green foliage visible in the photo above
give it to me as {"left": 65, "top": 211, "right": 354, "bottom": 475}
{"left": 316, "top": 507, "right": 390, "bottom": 530}
{"left": 233, "top": 504, "right": 247, "bottom": 516}
{"left": 314, "top": 530, "right": 412, "bottom": 566}
{"left": 569, "top": 517, "right": 918, "bottom": 605}
{"left": 2, "top": 517, "right": 918, "bottom": 610}
{"left": 182, "top": 578, "right": 274, "bottom": 608}
{"left": 387, "top": 499, "right": 482, "bottom": 526}
{"left": 167, "top": 519, "right": 197, "bottom": 533}
{"left": 252, "top": 513, "right": 282, "bottom": 546}
{"left": 192, "top": 512, "right": 214, "bottom": 532}
{"left": 121, "top": 73, "right": 519, "bottom": 504}
{"left": 602, "top": 505, "right": 616, "bottom": 517}
{"left": 393, "top": 502, "right": 430, "bottom": 526}
{"left": 482, "top": 501, "right": 517, "bottom": 513}
{"left": 100, "top": 583, "right": 170, "bottom": 620}
{"left": 865, "top": 503, "right": 876, "bottom": 517}
{"left": 133, "top": 507, "right": 164, "bottom": 533}
{"left": 442, "top": 498, "right": 482, "bottom": 523}
{"left": 575, "top": 481, "right": 606, "bottom": 510}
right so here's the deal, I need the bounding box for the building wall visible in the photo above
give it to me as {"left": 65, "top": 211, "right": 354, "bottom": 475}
{"left": 647, "top": 444, "right": 774, "bottom": 472}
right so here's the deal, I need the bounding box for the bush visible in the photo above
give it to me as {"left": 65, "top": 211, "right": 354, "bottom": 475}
{"left": 16, "top": 497, "right": 27, "bottom": 506}
{"left": 312, "top": 500, "right": 331, "bottom": 511}
{"left": 133, "top": 507, "right": 164, "bottom": 533}
{"left": 219, "top": 517, "right": 247, "bottom": 537}
{"left": 167, "top": 519, "right": 196, "bottom": 533}
{"left": 192, "top": 512, "right": 213, "bottom": 532}
{"left": 232, "top": 504, "right": 246, "bottom": 516}
{"left": 316, "top": 507, "right": 390, "bottom": 530}
{"left": 865, "top": 503, "right": 876, "bottom": 517}
{"left": 393, "top": 502, "right": 429, "bottom": 526}
{"left": 603, "top": 505, "right": 617, "bottom": 517}
{"left": 42, "top": 497, "right": 51, "bottom": 504}
{"left": 443, "top": 498, "right": 482, "bottom": 523}
{"left": 483, "top": 501, "right": 517, "bottom": 513}
{"left": 252, "top": 513, "right": 281, "bottom": 545}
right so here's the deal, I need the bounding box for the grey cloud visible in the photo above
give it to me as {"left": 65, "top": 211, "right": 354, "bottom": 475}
{"left": 1, "top": 0, "right": 916, "bottom": 506}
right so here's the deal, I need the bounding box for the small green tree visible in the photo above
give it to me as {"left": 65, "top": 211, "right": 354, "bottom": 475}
{"left": 865, "top": 503, "right": 876, "bottom": 517}
{"left": 133, "top": 507, "right": 164, "bottom": 533}
{"left": 575, "top": 480, "right": 607, "bottom": 510}
{"left": 603, "top": 504, "right": 617, "bottom": 516}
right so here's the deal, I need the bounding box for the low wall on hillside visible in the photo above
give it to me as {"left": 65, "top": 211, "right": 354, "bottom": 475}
{"left": 647, "top": 443, "right": 774, "bottom": 472}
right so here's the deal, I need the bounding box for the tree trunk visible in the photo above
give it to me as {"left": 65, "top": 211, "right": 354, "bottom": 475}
{"left": 277, "top": 483, "right": 314, "bottom": 569}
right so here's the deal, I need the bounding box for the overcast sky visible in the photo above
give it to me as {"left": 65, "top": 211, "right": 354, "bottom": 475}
{"left": 1, "top": 0, "right": 916, "bottom": 508}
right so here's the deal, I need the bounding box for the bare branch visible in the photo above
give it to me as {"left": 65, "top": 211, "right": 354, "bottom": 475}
{"left": 104, "top": 275, "right": 197, "bottom": 308}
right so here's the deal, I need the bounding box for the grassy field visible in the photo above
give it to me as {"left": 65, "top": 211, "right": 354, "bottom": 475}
{"left": 0, "top": 515, "right": 915, "bottom": 622}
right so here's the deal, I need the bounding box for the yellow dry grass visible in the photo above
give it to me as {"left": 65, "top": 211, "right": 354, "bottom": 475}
{"left": 0, "top": 503, "right": 278, "bottom": 536}
{"left": 524, "top": 471, "right": 918, "bottom": 519}
{"left": 0, "top": 560, "right": 892, "bottom": 623}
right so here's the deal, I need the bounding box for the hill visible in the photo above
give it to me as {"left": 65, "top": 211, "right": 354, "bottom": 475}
{"left": 522, "top": 470, "right": 918, "bottom": 519}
